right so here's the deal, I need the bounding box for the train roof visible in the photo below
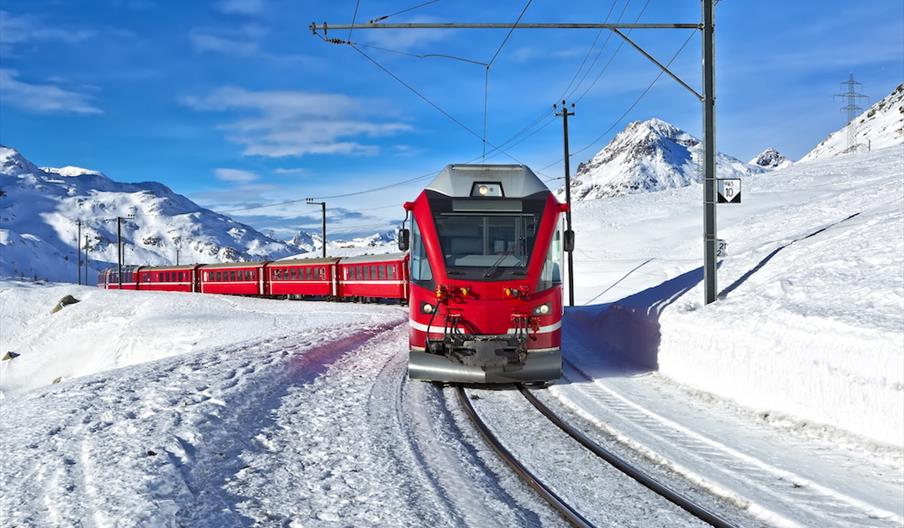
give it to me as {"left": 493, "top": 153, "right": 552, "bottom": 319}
{"left": 273, "top": 257, "right": 341, "bottom": 265}
{"left": 426, "top": 164, "right": 550, "bottom": 198}
{"left": 138, "top": 265, "right": 197, "bottom": 271}
{"left": 339, "top": 252, "right": 407, "bottom": 264}
{"left": 200, "top": 261, "right": 268, "bottom": 269}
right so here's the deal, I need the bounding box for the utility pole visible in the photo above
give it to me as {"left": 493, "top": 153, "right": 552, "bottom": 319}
{"left": 554, "top": 100, "right": 576, "bottom": 307}
{"left": 306, "top": 198, "right": 327, "bottom": 258}
{"left": 77, "top": 220, "right": 82, "bottom": 285}
{"left": 702, "top": 0, "right": 717, "bottom": 304}
{"left": 117, "top": 216, "right": 123, "bottom": 289}
{"left": 835, "top": 74, "right": 868, "bottom": 153}
{"left": 84, "top": 234, "right": 90, "bottom": 285}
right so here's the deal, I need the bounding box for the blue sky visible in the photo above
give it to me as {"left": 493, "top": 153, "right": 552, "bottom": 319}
{"left": 1, "top": 0, "right": 902, "bottom": 239}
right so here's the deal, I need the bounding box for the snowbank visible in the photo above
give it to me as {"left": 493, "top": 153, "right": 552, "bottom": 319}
{"left": 568, "top": 147, "right": 904, "bottom": 446}
{"left": 0, "top": 281, "right": 404, "bottom": 395}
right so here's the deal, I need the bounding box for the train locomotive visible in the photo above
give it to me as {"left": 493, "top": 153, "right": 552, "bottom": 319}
{"left": 98, "top": 163, "right": 569, "bottom": 384}
{"left": 399, "top": 164, "right": 571, "bottom": 384}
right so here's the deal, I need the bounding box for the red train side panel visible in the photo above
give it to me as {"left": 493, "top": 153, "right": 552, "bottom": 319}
{"left": 337, "top": 253, "right": 409, "bottom": 300}
{"left": 137, "top": 265, "right": 198, "bottom": 292}
{"left": 199, "top": 262, "right": 266, "bottom": 295}
{"left": 267, "top": 258, "right": 339, "bottom": 297}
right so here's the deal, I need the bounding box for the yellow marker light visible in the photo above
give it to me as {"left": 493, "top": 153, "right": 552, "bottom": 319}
{"left": 459, "top": 287, "right": 470, "bottom": 297}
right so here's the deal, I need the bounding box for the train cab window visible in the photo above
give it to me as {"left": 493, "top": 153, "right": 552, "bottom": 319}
{"left": 410, "top": 219, "right": 433, "bottom": 285}
{"left": 539, "top": 222, "right": 564, "bottom": 291}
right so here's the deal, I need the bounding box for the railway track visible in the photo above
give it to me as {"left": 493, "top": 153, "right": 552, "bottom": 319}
{"left": 455, "top": 384, "right": 738, "bottom": 528}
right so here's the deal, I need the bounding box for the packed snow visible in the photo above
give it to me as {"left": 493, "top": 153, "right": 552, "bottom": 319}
{"left": 567, "top": 146, "right": 904, "bottom": 446}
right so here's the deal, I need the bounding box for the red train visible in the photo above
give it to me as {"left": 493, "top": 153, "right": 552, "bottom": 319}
{"left": 97, "top": 253, "right": 409, "bottom": 302}
{"left": 399, "top": 164, "right": 571, "bottom": 384}
{"left": 99, "top": 163, "right": 569, "bottom": 384}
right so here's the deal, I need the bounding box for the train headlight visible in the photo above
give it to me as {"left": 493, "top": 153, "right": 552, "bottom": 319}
{"left": 533, "top": 303, "right": 550, "bottom": 315}
{"left": 422, "top": 302, "right": 435, "bottom": 314}
{"left": 470, "top": 182, "right": 503, "bottom": 197}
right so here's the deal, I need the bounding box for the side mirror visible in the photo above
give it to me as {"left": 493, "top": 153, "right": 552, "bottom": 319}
{"left": 398, "top": 228, "right": 410, "bottom": 252}
{"left": 563, "top": 230, "right": 575, "bottom": 252}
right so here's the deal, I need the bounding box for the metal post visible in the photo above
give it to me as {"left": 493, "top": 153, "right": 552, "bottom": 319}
{"left": 117, "top": 217, "right": 123, "bottom": 289}
{"left": 306, "top": 199, "right": 328, "bottom": 258}
{"left": 176, "top": 244, "right": 180, "bottom": 266}
{"left": 321, "top": 202, "right": 327, "bottom": 258}
{"left": 702, "top": 0, "right": 717, "bottom": 304}
{"left": 84, "top": 234, "right": 89, "bottom": 285}
{"left": 555, "top": 100, "right": 576, "bottom": 307}
{"left": 77, "top": 220, "right": 82, "bottom": 285}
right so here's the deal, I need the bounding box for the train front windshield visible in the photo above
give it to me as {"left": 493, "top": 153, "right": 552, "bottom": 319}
{"left": 435, "top": 214, "right": 537, "bottom": 278}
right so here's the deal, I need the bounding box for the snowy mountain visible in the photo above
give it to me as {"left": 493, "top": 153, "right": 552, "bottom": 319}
{"left": 0, "top": 145, "right": 296, "bottom": 283}
{"left": 801, "top": 83, "right": 904, "bottom": 161}
{"left": 283, "top": 230, "right": 399, "bottom": 260}
{"left": 749, "top": 147, "right": 792, "bottom": 170}
{"left": 564, "top": 118, "right": 760, "bottom": 201}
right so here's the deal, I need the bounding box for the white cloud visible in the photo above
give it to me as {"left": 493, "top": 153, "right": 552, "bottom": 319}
{"left": 189, "top": 24, "right": 267, "bottom": 57}
{"left": 0, "top": 69, "right": 102, "bottom": 115}
{"left": 0, "top": 10, "right": 94, "bottom": 47}
{"left": 183, "top": 87, "right": 410, "bottom": 158}
{"left": 216, "top": 0, "right": 266, "bottom": 16}
{"left": 214, "top": 168, "right": 259, "bottom": 182}
{"left": 273, "top": 167, "right": 307, "bottom": 175}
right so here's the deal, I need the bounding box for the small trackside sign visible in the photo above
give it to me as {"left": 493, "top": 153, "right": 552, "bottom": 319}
{"left": 718, "top": 178, "right": 741, "bottom": 203}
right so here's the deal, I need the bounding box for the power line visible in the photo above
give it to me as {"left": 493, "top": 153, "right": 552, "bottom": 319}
{"left": 348, "top": 0, "right": 361, "bottom": 40}
{"left": 573, "top": 0, "right": 650, "bottom": 103}
{"left": 483, "top": 0, "right": 533, "bottom": 159}
{"left": 559, "top": 0, "right": 621, "bottom": 99}
{"left": 355, "top": 41, "right": 487, "bottom": 65}
{"left": 368, "top": 0, "right": 441, "bottom": 24}
{"left": 539, "top": 29, "right": 696, "bottom": 174}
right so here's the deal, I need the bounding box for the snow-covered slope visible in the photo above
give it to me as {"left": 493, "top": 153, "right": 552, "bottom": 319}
{"left": 0, "top": 146, "right": 296, "bottom": 283}
{"left": 748, "top": 147, "right": 792, "bottom": 169}
{"left": 564, "top": 118, "right": 760, "bottom": 201}
{"left": 567, "top": 146, "right": 904, "bottom": 446}
{"left": 801, "top": 83, "right": 904, "bottom": 161}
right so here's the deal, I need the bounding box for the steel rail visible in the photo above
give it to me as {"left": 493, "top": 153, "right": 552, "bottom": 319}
{"left": 518, "top": 385, "right": 738, "bottom": 528}
{"left": 454, "top": 385, "right": 595, "bottom": 528}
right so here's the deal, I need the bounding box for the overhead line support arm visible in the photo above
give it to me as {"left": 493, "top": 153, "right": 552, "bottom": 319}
{"left": 310, "top": 22, "right": 701, "bottom": 33}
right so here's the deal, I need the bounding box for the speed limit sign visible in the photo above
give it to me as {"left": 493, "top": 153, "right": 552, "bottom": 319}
{"left": 718, "top": 178, "right": 741, "bottom": 203}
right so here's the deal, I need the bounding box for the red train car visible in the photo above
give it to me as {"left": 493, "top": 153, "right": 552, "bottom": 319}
{"left": 137, "top": 265, "right": 198, "bottom": 292}
{"left": 98, "top": 267, "right": 141, "bottom": 290}
{"left": 400, "top": 164, "right": 570, "bottom": 384}
{"left": 267, "top": 258, "right": 339, "bottom": 298}
{"left": 337, "top": 253, "right": 409, "bottom": 301}
{"left": 199, "top": 262, "right": 265, "bottom": 295}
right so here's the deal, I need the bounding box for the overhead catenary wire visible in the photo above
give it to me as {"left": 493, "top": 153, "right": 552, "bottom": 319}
{"left": 482, "top": 0, "right": 533, "bottom": 160}
{"left": 348, "top": 0, "right": 361, "bottom": 40}
{"left": 539, "top": 29, "right": 697, "bottom": 176}
{"left": 368, "top": 0, "right": 440, "bottom": 24}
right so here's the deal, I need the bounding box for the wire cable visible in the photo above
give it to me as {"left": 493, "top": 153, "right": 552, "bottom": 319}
{"left": 538, "top": 29, "right": 697, "bottom": 173}
{"left": 347, "top": 0, "right": 361, "bottom": 40}
{"left": 483, "top": 0, "right": 533, "bottom": 159}
{"left": 368, "top": 0, "right": 440, "bottom": 24}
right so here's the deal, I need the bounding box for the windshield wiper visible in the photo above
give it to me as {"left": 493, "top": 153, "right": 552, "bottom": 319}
{"left": 483, "top": 250, "right": 513, "bottom": 278}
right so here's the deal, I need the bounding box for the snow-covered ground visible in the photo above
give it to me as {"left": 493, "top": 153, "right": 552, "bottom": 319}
{"left": 567, "top": 146, "right": 904, "bottom": 447}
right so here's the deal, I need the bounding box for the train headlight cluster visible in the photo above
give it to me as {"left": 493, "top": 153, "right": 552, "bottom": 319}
{"left": 422, "top": 302, "right": 435, "bottom": 314}
{"left": 470, "top": 182, "right": 503, "bottom": 197}
{"left": 533, "top": 303, "right": 550, "bottom": 315}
